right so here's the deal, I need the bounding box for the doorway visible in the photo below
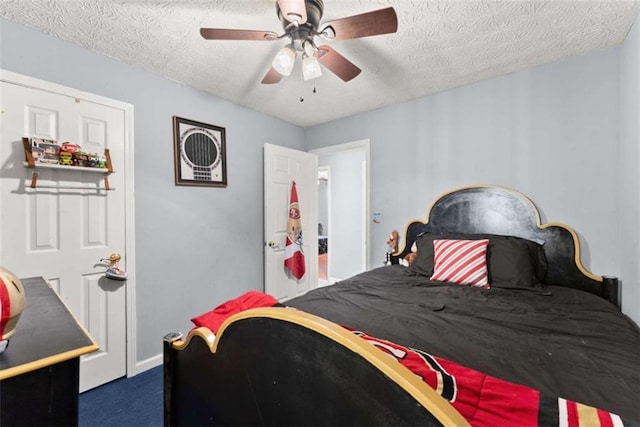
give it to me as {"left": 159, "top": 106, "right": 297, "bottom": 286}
{"left": 317, "top": 167, "right": 330, "bottom": 286}
{"left": 311, "top": 140, "right": 369, "bottom": 284}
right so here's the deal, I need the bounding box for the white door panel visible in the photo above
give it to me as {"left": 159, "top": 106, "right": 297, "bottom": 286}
{"left": 0, "top": 80, "right": 128, "bottom": 391}
{"left": 264, "top": 143, "right": 317, "bottom": 300}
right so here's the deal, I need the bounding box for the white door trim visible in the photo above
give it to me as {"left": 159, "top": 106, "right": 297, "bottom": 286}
{"left": 0, "top": 69, "right": 138, "bottom": 377}
{"left": 310, "top": 139, "right": 370, "bottom": 270}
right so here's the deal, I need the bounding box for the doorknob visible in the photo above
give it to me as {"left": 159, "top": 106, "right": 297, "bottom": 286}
{"left": 266, "top": 241, "right": 281, "bottom": 249}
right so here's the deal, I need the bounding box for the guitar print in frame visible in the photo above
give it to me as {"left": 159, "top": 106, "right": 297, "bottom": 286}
{"left": 173, "top": 116, "right": 227, "bottom": 187}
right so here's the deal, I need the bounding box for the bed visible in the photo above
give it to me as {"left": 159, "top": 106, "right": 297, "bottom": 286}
{"left": 163, "top": 185, "right": 640, "bottom": 426}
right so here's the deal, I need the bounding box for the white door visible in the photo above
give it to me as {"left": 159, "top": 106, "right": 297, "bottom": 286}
{"left": 264, "top": 143, "right": 318, "bottom": 301}
{"left": 0, "top": 78, "right": 129, "bottom": 391}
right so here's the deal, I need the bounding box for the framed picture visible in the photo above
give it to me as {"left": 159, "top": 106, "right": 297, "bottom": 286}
{"left": 173, "top": 116, "right": 227, "bottom": 187}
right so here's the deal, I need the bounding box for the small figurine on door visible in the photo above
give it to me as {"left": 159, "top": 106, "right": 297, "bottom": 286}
{"left": 101, "top": 253, "right": 128, "bottom": 281}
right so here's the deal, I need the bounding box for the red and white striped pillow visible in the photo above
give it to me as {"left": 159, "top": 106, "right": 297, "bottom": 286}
{"left": 430, "top": 239, "right": 490, "bottom": 288}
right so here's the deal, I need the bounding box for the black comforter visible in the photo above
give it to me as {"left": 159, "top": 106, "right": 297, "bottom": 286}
{"left": 287, "top": 265, "right": 640, "bottom": 421}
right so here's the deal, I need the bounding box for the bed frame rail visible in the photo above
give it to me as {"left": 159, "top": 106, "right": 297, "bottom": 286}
{"left": 163, "top": 308, "right": 469, "bottom": 427}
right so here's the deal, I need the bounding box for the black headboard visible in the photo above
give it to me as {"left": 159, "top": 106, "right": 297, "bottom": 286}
{"left": 394, "top": 186, "right": 619, "bottom": 308}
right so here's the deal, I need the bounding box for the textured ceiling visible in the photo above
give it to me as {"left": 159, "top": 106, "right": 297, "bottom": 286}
{"left": 1, "top": 1, "right": 639, "bottom": 127}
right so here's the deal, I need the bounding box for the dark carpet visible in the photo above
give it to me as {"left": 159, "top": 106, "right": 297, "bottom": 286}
{"left": 79, "top": 366, "right": 162, "bottom": 427}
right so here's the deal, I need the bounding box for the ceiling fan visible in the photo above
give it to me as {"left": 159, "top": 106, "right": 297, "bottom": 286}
{"left": 200, "top": 0, "right": 398, "bottom": 84}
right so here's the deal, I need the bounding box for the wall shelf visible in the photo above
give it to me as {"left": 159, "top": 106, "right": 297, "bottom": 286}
{"left": 22, "top": 137, "right": 114, "bottom": 190}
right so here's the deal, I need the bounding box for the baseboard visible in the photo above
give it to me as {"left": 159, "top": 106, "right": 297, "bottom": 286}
{"left": 133, "top": 353, "right": 163, "bottom": 376}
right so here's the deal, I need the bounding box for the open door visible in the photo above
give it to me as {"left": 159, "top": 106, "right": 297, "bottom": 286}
{"left": 263, "top": 143, "right": 318, "bottom": 301}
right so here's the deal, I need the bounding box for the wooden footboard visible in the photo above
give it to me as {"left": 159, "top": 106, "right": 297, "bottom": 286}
{"left": 163, "top": 307, "right": 469, "bottom": 426}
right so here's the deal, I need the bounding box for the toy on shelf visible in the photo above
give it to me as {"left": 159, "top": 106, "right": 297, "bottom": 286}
{"left": 60, "top": 142, "right": 81, "bottom": 154}
{"left": 100, "top": 253, "right": 128, "bottom": 281}
{"left": 97, "top": 154, "right": 107, "bottom": 169}
{"left": 73, "top": 151, "right": 88, "bottom": 167}
{"left": 22, "top": 137, "right": 115, "bottom": 190}
{"left": 31, "top": 137, "right": 60, "bottom": 165}
{"left": 59, "top": 151, "right": 74, "bottom": 166}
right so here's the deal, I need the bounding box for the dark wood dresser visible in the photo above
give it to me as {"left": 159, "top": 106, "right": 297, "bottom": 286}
{"left": 0, "top": 276, "right": 98, "bottom": 426}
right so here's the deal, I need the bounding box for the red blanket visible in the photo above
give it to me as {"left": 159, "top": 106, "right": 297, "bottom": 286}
{"left": 191, "top": 291, "right": 627, "bottom": 426}
{"left": 351, "top": 329, "right": 625, "bottom": 427}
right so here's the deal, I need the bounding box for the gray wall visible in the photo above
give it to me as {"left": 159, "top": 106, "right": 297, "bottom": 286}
{"left": 0, "top": 18, "right": 305, "bottom": 363}
{"left": 620, "top": 14, "right": 640, "bottom": 322}
{"left": 307, "top": 45, "right": 638, "bottom": 325}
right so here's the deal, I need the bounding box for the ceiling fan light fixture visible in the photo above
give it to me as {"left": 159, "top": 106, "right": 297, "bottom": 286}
{"left": 286, "top": 13, "right": 303, "bottom": 23}
{"left": 272, "top": 45, "right": 296, "bottom": 76}
{"left": 303, "top": 40, "right": 316, "bottom": 57}
{"left": 320, "top": 25, "right": 335, "bottom": 40}
{"left": 302, "top": 54, "right": 323, "bottom": 81}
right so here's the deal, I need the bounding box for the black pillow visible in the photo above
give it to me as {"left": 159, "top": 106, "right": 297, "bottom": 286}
{"left": 409, "top": 233, "right": 547, "bottom": 289}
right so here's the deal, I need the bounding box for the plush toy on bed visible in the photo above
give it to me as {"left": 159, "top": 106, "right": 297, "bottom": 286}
{"left": 386, "top": 231, "right": 419, "bottom": 266}
{"left": 399, "top": 241, "right": 418, "bottom": 267}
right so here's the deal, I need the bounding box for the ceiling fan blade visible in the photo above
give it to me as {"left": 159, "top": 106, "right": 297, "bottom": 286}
{"left": 321, "top": 7, "right": 398, "bottom": 41}
{"left": 200, "top": 28, "right": 278, "bottom": 41}
{"left": 277, "top": 0, "right": 307, "bottom": 24}
{"left": 261, "top": 67, "right": 284, "bottom": 84}
{"left": 316, "top": 45, "right": 361, "bottom": 82}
